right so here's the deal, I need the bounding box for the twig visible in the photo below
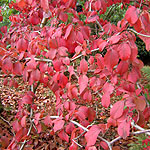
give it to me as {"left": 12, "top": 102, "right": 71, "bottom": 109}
{"left": 25, "top": 57, "right": 52, "bottom": 62}
{"left": 96, "top": 20, "right": 104, "bottom": 32}
{"left": 128, "top": 28, "right": 150, "bottom": 38}
{"left": 131, "top": 121, "right": 150, "bottom": 136}
{"left": 70, "top": 120, "right": 112, "bottom": 150}
{"left": 110, "top": 136, "right": 122, "bottom": 145}
{"left": 71, "top": 48, "right": 99, "bottom": 62}
{"left": 132, "top": 129, "right": 150, "bottom": 135}
{"left": 0, "top": 115, "right": 11, "bottom": 126}
{"left": 72, "top": 139, "right": 83, "bottom": 148}
{"left": 110, "top": 129, "right": 150, "bottom": 146}
{"left": 20, "top": 85, "right": 34, "bottom": 150}
{"left": 89, "top": 1, "right": 92, "bottom": 12}
{"left": 20, "top": 108, "right": 33, "bottom": 150}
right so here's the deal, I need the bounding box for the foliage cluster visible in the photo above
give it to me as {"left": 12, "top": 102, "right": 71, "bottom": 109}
{"left": 0, "top": 0, "right": 150, "bottom": 149}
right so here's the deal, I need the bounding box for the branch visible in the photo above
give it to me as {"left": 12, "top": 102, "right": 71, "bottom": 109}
{"left": 71, "top": 48, "right": 99, "bottom": 62}
{"left": 128, "top": 28, "right": 150, "bottom": 38}
{"left": 20, "top": 85, "right": 34, "bottom": 150}
{"left": 96, "top": 20, "right": 104, "bottom": 32}
{"left": 25, "top": 57, "right": 52, "bottom": 62}
{"left": 70, "top": 120, "right": 112, "bottom": 150}
{"left": 40, "top": 11, "right": 51, "bottom": 28}
{"left": 20, "top": 108, "right": 33, "bottom": 150}
{"left": 131, "top": 121, "right": 150, "bottom": 136}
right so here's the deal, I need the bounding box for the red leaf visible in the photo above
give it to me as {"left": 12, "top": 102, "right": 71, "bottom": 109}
{"left": 104, "top": 49, "right": 119, "bottom": 70}
{"left": 21, "top": 116, "right": 26, "bottom": 128}
{"left": 116, "top": 61, "right": 129, "bottom": 75}
{"left": 103, "top": 82, "right": 114, "bottom": 94}
{"left": 80, "top": 26, "right": 90, "bottom": 40}
{"left": 26, "top": 58, "right": 38, "bottom": 70}
{"left": 12, "top": 120, "right": 22, "bottom": 132}
{"left": 40, "top": 0, "right": 49, "bottom": 12}
{"left": 100, "top": 141, "right": 108, "bottom": 150}
{"left": 110, "top": 101, "right": 125, "bottom": 119}
{"left": 16, "top": 38, "right": 28, "bottom": 52}
{"left": 68, "top": 66, "right": 75, "bottom": 81}
{"left": 58, "top": 73, "right": 68, "bottom": 88}
{"left": 2, "top": 57, "right": 13, "bottom": 72}
{"left": 53, "top": 60, "right": 62, "bottom": 71}
{"left": 59, "top": 12, "right": 68, "bottom": 22}
{"left": 66, "top": 122, "right": 75, "bottom": 134}
{"left": 58, "top": 46, "right": 68, "bottom": 56}
{"left": 1, "top": 26, "right": 7, "bottom": 33}
{"left": 44, "top": 115, "right": 52, "bottom": 127}
{"left": 128, "top": 67, "right": 140, "bottom": 83}
{"left": 0, "top": 15, "right": 3, "bottom": 22}
{"left": 31, "top": 69, "right": 40, "bottom": 82}
{"left": 58, "top": 129, "right": 69, "bottom": 142}
{"left": 64, "top": 24, "right": 73, "bottom": 39}
{"left": 133, "top": 97, "right": 146, "bottom": 111}
{"left": 53, "top": 118, "right": 65, "bottom": 132}
{"left": 98, "top": 40, "right": 107, "bottom": 51}
{"left": 109, "top": 35, "right": 121, "bottom": 44}
{"left": 64, "top": 101, "right": 76, "bottom": 111}
{"left": 15, "top": 128, "right": 27, "bottom": 142}
{"left": 13, "top": 62, "right": 22, "bottom": 75}
{"left": 16, "top": 0, "right": 26, "bottom": 8}
{"left": 125, "top": 6, "right": 139, "bottom": 25}
{"left": 107, "top": 117, "right": 117, "bottom": 128}
{"left": 118, "top": 43, "right": 131, "bottom": 60}
{"left": 69, "top": 142, "right": 78, "bottom": 150}
{"left": 22, "top": 94, "right": 32, "bottom": 104}
{"left": 88, "top": 146, "right": 97, "bottom": 150}
{"left": 88, "top": 107, "right": 96, "bottom": 122}
{"left": 76, "top": 31, "right": 84, "bottom": 44}
{"left": 78, "top": 75, "right": 88, "bottom": 94}
{"left": 49, "top": 39, "right": 58, "bottom": 49}
{"left": 80, "top": 59, "right": 88, "bottom": 74}
{"left": 46, "top": 49, "right": 57, "bottom": 59}
{"left": 37, "top": 123, "right": 42, "bottom": 133}
{"left": 39, "top": 62, "right": 48, "bottom": 73}
{"left": 118, "top": 120, "right": 131, "bottom": 139}
{"left": 34, "top": 113, "right": 41, "bottom": 125}
{"left": 101, "top": 93, "right": 110, "bottom": 108}
{"left": 85, "top": 125, "right": 101, "bottom": 146}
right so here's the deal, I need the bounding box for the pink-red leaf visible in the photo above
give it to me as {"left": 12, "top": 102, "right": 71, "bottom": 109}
{"left": 104, "top": 49, "right": 119, "bottom": 70}
{"left": 101, "top": 93, "right": 110, "bottom": 108}
{"left": 118, "top": 43, "right": 131, "bottom": 61}
{"left": 44, "top": 115, "right": 52, "bottom": 127}
{"left": 21, "top": 116, "right": 26, "bottom": 128}
{"left": 78, "top": 75, "right": 88, "bottom": 94}
{"left": 58, "top": 46, "right": 68, "bottom": 56}
{"left": 53, "top": 118, "right": 65, "bottom": 132}
{"left": 80, "top": 59, "right": 88, "bottom": 74}
{"left": 22, "top": 94, "right": 32, "bottom": 104}
{"left": 40, "top": 0, "right": 49, "bottom": 12}
{"left": 110, "top": 101, "right": 125, "bottom": 119}
{"left": 118, "top": 120, "right": 130, "bottom": 139}
{"left": 64, "top": 24, "right": 73, "bottom": 39}
{"left": 85, "top": 125, "right": 101, "bottom": 147}
{"left": 125, "top": 6, "right": 139, "bottom": 25}
{"left": 58, "top": 129, "right": 69, "bottom": 142}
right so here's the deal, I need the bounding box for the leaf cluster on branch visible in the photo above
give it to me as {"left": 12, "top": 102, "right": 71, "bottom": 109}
{"left": 0, "top": 0, "right": 150, "bottom": 149}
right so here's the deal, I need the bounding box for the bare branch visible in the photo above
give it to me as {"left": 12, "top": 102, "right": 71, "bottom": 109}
{"left": 128, "top": 28, "right": 150, "bottom": 38}
{"left": 20, "top": 85, "right": 34, "bottom": 150}
{"left": 131, "top": 121, "right": 150, "bottom": 136}
{"left": 25, "top": 57, "right": 52, "bottom": 62}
